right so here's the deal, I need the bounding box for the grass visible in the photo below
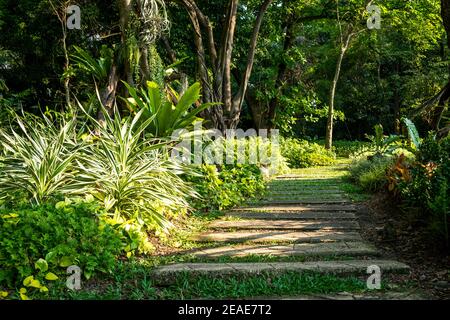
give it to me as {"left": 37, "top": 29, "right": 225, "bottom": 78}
{"left": 339, "top": 181, "right": 371, "bottom": 202}
{"left": 43, "top": 260, "right": 372, "bottom": 300}
{"left": 157, "top": 272, "right": 368, "bottom": 299}
{"left": 140, "top": 252, "right": 359, "bottom": 265}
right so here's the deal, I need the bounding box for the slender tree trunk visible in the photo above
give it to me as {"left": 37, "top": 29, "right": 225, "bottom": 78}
{"left": 231, "top": 0, "right": 273, "bottom": 130}
{"left": 98, "top": 65, "right": 119, "bottom": 124}
{"left": 325, "top": 38, "right": 350, "bottom": 150}
{"left": 62, "top": 25, "right": 71, "bottom": 110}
{"left": 393, "top": 63, "right": 401, "bottom": 134}
{"left": 140, "top": 46, "right": 151, "bottom": 82}
{"left": 223, "top": 0, "right": 238, "bottom": 117}
{"left": 49, "top": 0, "right": 71, "bottom": 110}
{"left": 119, "top": 0, "right": 132, "bottom": 83}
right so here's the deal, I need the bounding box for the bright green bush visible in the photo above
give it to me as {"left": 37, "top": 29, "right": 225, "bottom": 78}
{"left": 330, "top": 140, "right": 372, "bottom": 158}
{"left": 348, "top": 156, "right": 394, "bottom": 192}
{"left": 201, "top": 136, "right": 288, "bottom": 175}
{"left": 186, "top": 164, "right": 265, "bottom": 211}
{"left": 280, "top": 138, "right": 335, "bottom": 168}
{"left": 0, "top": 202, "right": 124, "bottom": 289}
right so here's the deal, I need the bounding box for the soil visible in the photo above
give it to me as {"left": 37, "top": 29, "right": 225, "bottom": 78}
{"left": 357, "top": 193, "right": 450, "bottom": 299}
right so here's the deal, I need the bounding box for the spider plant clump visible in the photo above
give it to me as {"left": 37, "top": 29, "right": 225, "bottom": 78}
{"left": 73, "top": 106, "right": 197, "bottom": 234}
{"left": 0, "top": 113, "right": 81, "bottom": 205}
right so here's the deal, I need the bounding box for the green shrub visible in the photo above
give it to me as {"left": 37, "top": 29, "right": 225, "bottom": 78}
{"left": 394, "top": 134, "right": 450, "bottom": 244}
{"left": 0, "top": 113, "right": 80, "bottom": 205}
{"left": 0, "top": 202, "right": 124, "bottom": 289}
{"left": 73, "top": 107, "right": 196, "bottom": 233}
{"left": 331, "top": 140, "right": 372, "bottom": 158}
{"left": 186, "top": 164, "right": 265, "bottom": 211}
{"left": 123, "top": 81, "right": 212, "bottom": 138}
{"left": 280, "top": 138, "right": 335, "bottom": 168}
{"left": 348, "top": 156, "right": 394, "bottom": 192}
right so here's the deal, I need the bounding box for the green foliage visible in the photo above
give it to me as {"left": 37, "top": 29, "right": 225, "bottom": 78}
{"left": 402, "top": 117, "right": 421, "bottom": 149}
{"left": 280, "top": 138, "right": 335, "bottom": 168}
{"left": 200, "top": 136, "right": 288, "bottom": 175}
{"left": 73, "top": 106, "right": 195, "bottom": 233}
{"left": 315, "top": 140, "right": 371, "bottom": 158}
{"left": 0, "top": 113, "right": 80, "bottom": 205}
{"left": 365, "top": 124, "right": 402, "bottom": 156}
{"left": 123, "top": 81, "right": 213, "bottom": 138}
{"left": 0, "top": 202, "right": 124, "bottom": 289}
{"left": 392, "top": 135, "right": 450, "bottom": 243}
{"left": 186, "top": 164, "right": 265, "bottom": 211}
{"left": 349, "top": 156, "right": 394, "bottom": 192}
{"left": 71, "top": 45, "right": 114, "bottom": 84}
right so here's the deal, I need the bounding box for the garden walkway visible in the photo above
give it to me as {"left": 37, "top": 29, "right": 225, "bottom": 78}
{"left": 153, "top": 162, "right": 411, "bottom": 295}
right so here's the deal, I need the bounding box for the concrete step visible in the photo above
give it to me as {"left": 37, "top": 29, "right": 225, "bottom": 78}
{"left": 233, "top": 204, "right": 357, "bottom": 212}
{"left": 209, "top": 219, "right": 360, "bottom": 231}
{"left": 192, "top": 242, "right": 379, "bottom": 258}
{"left": 192, "top": 230, "right": 363, "bottom": 243}
{"left": 226, "top": 212, "right": 357, "bottom": 220}
{"left": 275, "top": 178, "right": 345, "bottom": 181}
{"left": 152, "top": 260, "right": 410, "bottom": 283}
{"left": 267, "top": 190, "right": 345, "bottom": 196}
{"left": 268, "top": 185, "right": 343, "bottom": 190}
{"left": 262, "top": 196, "right": 347, "bottom": 202}
{"left": 250, "top": 200, "right": 352, "bottom": 205}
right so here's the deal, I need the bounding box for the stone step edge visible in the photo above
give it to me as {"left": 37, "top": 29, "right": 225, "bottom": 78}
{"left": 208, "top": 220, "right": 361, "bottom": 231}
{"left": 191, "top": 242, "right": 380, "bottom": 258}
{"left": 191, "top": 231, "right": 363, "bottom": 243}
{"left": 226, "top": 213, "right": 357, "bottom": 220}
{"left": 152, "top": 260, "right": 410, "bottom": 283}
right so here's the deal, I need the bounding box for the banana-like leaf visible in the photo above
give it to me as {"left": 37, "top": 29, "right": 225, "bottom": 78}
{"left": 122, "top": 81, "right": 212, "bottom": 138}
{"left": 402, "top": 117, "right": 421, "bottom": 149}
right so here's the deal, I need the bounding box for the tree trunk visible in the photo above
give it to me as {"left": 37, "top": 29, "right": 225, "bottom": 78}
{"left": 231, "top": 0, "right": 273, "bottom": 130}
{"left": 393, "top": 63, "right": 401, "bottom": 134}
{"left": 178, "top": 0, "right": 272, "bottom": 131}
{"left": 48, "top": 0, "right": 71, "bottom": 110}
{"left": 223, "top": 0, "right": 238, "bottom": 117}
{"left": 325, "top": 38, "right": 349, "bottom": 150}
{"left": 98, "top": 65, "right": 119, "bottom": 124}
{"left": 140, "top": 46, "right": 151, "bottom": 83}
{"left": 119, "top": 0, "right": 132, "bottom": 86}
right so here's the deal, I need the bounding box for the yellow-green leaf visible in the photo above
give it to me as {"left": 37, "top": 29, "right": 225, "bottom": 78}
{"left": 20, "top": 293, "right": 31, "bottom": 300}
{"left": 39, "top": 286, "right": 49, "bottom": 293}
{"left": 23, "top": 276, "right": 34, "bottom": 287}
{"left": 55, "top": 201, "right": 66, "bottom": 210}
{"left": 45, "top": 272, "right": 59, "bottom": 281}
{"left": 29, "top": 279, "right": 41, "bottom": 289}
{"left": 35, "top": 258, "right": 48, "bottom": 272}
{"left": 59, "top": 256, "right": 73, "bottom": 267}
